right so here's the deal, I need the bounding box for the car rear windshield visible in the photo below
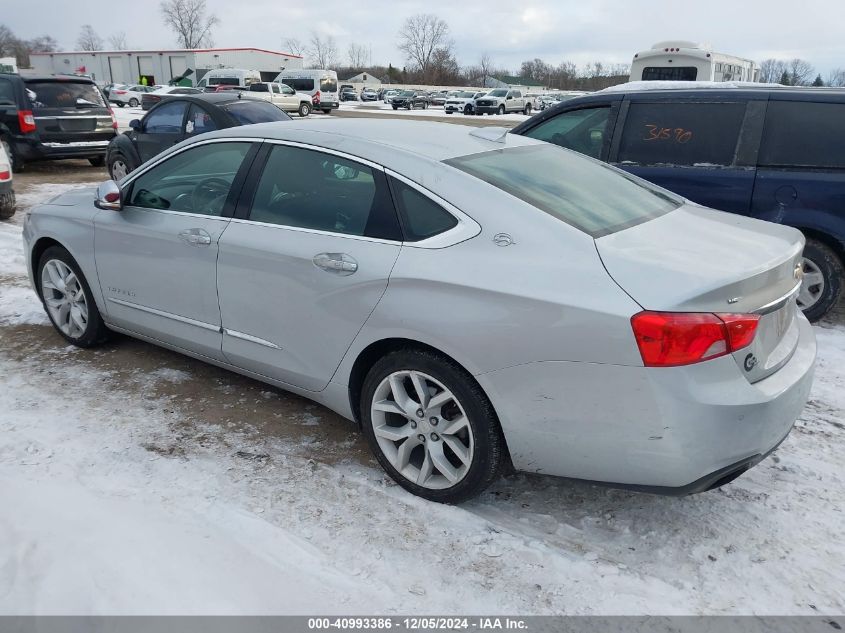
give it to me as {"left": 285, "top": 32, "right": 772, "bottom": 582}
{"left": 445, "top": 145, "right": 682, "bottom": 238}
{"left": 320, "top": 77, "right": 337, "bottom": 93}
{"left": 25, "top": 80, "right": 105, "bottom": 109}
{"left": 223, "top": 100, "right": 292, "bottom": 124}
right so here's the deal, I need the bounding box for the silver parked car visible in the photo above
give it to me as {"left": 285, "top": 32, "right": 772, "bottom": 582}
{"left": 23, "top": 119, "right": 816, "bottom": 503}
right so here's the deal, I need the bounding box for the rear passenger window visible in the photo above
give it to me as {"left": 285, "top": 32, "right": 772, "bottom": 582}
{"left": 617, "top": 102, "right": 746, "bottom": 167}
{"left": 248, "top": 145, "right": 401, "bottom": 240}
{"left": 390, "top": 178, "right": 458, "bottom": 241}
{"left": 759, "top": 101, "right": 845, "bottom": 168}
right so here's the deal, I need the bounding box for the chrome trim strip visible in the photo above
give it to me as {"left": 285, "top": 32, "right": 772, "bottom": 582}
{"left": 226, "top": 216, "right": 401, "bottom": 245}
{"left": 223, "top": 328, "right": 282, "bottom": 349}
{"left": 262, "top": 139, "right": 385, "bottom": 171}
{"left": 754, "top": 281, "right": 802, "bottom": 315}
{"left": 107, "top": 297, "right": 221, "bottom": 332}
{"left": 34, "top": 116, "right": 110, "bottom": 120}
{"left": 42, "top": 141, "right": 111, "bottom": 148}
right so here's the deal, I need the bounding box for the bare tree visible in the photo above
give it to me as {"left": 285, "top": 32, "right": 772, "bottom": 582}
{"left": 759, "top": 59, "right": 787, "bottom": 83}
{"left": 306, "top": 31, "right": 337, "bottom": 69}
{"left": 108, "top": 32, "right": 128, "bottom": 50}
{"left": 77, "top": 24, "right": 103, "bottom": 51}
{"left": 0, "top": 25, "right": 17, "bottom": 57}
{"left": 159, "top": 0, "right": 219, "bottom": 49}
{"left": 284, "top": 38, "right": 305, "bottom": 57}
{"left": 788, "top": 58, "right": 814, "bottom": 86}
{"left": 479, "top": 52, "right": 493, "bottom": 83}
{"left": 29, "top": 34, "right": 58, "bottom": 53}
{"left": 347, "top": 42, "right": 369, "bottom": 69}
{"left": 827, "top": 68, "right": 845, "bottom": 87}
{"left": 397, "top": 14, "right": 451, "bottom": 81}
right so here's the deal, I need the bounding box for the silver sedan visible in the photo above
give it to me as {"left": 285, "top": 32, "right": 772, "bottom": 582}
{"left": 22, "top": 119, "right": 816, "bottom": 502}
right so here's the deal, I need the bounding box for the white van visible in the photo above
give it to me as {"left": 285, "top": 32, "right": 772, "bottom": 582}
{"left": 275, "top": 69, "right": 339, "bottom": 114}
{"left": 197, "top": 68, "right": 262, "bottom": 90}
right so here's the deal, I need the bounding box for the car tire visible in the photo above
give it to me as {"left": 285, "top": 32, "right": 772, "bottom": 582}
{"left": 360, "top": 348, "right": 506, "bottom": 503}
{"left": 0, "top": 191, "right": 15, "bottom": 220}
{"left": 88, "top": 156, "right": 105, "bottom": 168}
{"left": 498, "top": 105, "right": 505, "bottom": 115}
{"left": 524, "top": 104, "right": 532, "bottom": 115}
{"left": 322, "top": 109, "right": 332, "bottom": 115}
{"left": 297, "top": 102, "right": 311, "bottom": 117}
{"left": 116, "top": 102, "right": 125, "bottom": 107}
{"left": 108, "top": 152, "right": 135, "bottom": 181}
{"left": 128, "top": 98, "right": 139, "bottom": 107}
{"left": 445, "top": 111, "right": 452, "bottom": 115}
{"left": 393, "top": 106, "right": 398, "bottom": 110}
{"left": 798, "top": 238, "right": 843, "bottom": 322}
{"left": 464, "top": 105, "right": 472, "bottom": 115}
{"left": 37, "top": 245, "right": 111, "bottom": 348}
{"left": 1, "top": 137, "right": 22, "bottom": 173}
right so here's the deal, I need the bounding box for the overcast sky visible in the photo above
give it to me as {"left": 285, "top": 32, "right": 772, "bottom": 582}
{"left": 7, "top": 0, "right": 845, "bottom": 77}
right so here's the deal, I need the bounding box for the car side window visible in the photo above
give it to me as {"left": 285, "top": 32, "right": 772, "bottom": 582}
{"left": 143, "top": 101, "right": 188, "bottom": 134}
{"left": 248, "top": 144, "right": 401, "bottom": 239}
{"left": 389, "top": 177, "right": 458, "bottom": 242}
{"left": 617, "top": 102, "right": 746, "bottom": 167}
{"left": 127, "top": 142, "right": 252, "bottom": 216}
{"left": 185, "top": 104, "right": 218, "bottom": 136}
{"left": 524, "top": 107, "right": 611, "bottom": 159}
{"left": 0, "top": 78, "right": 14, "bottom": 105}
{"left": 759, "top": 101, "right": 845, "bottom": 169}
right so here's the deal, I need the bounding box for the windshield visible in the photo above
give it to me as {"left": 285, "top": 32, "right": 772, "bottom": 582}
{"left": 445, "top": 145, "right": 682, "bottom": 237}
{"left": 400, "top": 91, "right": 414, "bottom": 96}
{"left": 223, "top": 100, "right": 292, "bottom": 124}
{"left": 488, "top": 90, "right": 508, "bottom": 97}
{"left": 209, "top": 77, "right": 239, "bottom": 86}
{"left": 457, "top": 92, "right": 475, "bottom": 98}
{"left": 25, "top": 81, "right": 106, "bottom": 109}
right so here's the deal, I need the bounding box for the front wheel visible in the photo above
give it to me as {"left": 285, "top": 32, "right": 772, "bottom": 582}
{"left": 1, "top": 137, "right": 22, "bottom": 173}
{"left": 108, "top": 152, "right": 134, "bottom": 180}
{"left": 298, "top": 102, "right": 312, "bottom": 117}
{"left": 361, "top": 349, "right": 505, "bottom": 503}
{"left": 497, "top": 105, "right": 505, "bottom": 115}
{"left": 37, "top": 246, "right": 110, "bottom": 347}
{"left": 116, "top": 102, "right": 125, "bottom": 108}
{"left": 797, "top": 238, "right": 843, "bottom": 322}
{"left": 393, "top": 106, "right": 399, "bottom": 110}
{"left": 523, "top": 104, "right": 532, "bottom": 115}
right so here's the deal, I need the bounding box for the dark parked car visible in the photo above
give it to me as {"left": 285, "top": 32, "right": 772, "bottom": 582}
{"left": 106, "top": 93, "right": 291, "bottom": 180}
{"left": 512, "top": 85, "right": 845, "bottom": 321}
{"left": 141, "top": 86, "right": 203, "bottom": 110}
{"left": 0, "top": 73, "right": 116, "bottom": 171}
{"left": 340, "top": 89, "right": 359, "bottom": 102}
{"left": 391, "top": 90, "right": 429, "bottom": 110}
{"left": 429, "top": 92, "right": 448, "bottom": 107}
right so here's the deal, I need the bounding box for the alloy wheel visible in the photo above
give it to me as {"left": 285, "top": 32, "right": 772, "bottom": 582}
{"left": 111, "top": 159, "right": 128, "bottom": 180}
{"left": 797, "top": 257, "right": 825, "bottom": 310}
{"left": 41, "top": 259, "right": 89, "bottom": 339}
{"left": 370, "top": 370, "right": 474, "bottom": 490}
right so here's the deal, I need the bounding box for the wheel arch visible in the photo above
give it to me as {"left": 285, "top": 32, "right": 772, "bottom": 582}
{"left": 30, "top": 236, "right": 64, "bottom": 291}
{"left": 797, "top": 226, "right": 845, "bottom": 266}
{"left": 30, "top": 236, "right": 107, "bottom": 315}
{"left": 346, "top": 336, "right": 514, "bottom": 468}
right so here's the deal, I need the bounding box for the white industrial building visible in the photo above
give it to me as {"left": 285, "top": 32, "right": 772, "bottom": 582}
{"left": 28, "top": 47, "right": 304, "bottom": 86}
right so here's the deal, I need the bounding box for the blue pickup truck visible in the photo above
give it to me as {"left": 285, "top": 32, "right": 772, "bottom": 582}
{"left": 511, "top": 85, "right": 845, "bottom": 321}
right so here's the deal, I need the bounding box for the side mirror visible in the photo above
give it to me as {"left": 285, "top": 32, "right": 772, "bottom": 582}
{"left": 95, "top": 180, "right": 123, "bottom": 211}
{"left": 129, "top": 119, "right": 141, "bottom": 131}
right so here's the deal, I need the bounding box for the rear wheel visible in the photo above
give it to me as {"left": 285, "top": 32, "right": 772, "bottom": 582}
{"left": 37, "top": 246, "right": 110, "bottom": 347}
{"left": 116, "top": 102, "right": 125, "bottom": 108}
{"left": 0, "top": 191, "right": 15, "bottom": 220}
{"left": 361, "top": 349, "right": 505, "bottom": 503}
{"left": 128, "top": 98, "right": 139, "bottom": 107}
{"left": 797, "top": 238, "right": 843, "bottom": 322}
{"left": 321, "top": 109, "right": 332, "bottom": 115}
{"left": 298, "top": 102, "right": 312, "bottom": 117}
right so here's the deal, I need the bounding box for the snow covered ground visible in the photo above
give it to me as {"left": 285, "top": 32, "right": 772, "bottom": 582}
{"left": 0, "top": 182, "right": 843, "bottom": 615}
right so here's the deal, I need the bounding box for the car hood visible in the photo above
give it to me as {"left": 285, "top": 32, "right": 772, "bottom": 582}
{"left": 595, "top": 203, "right": 804, "bottom": 314}
{"left": 42, "top": 186, "right": 98, "bottom": 207}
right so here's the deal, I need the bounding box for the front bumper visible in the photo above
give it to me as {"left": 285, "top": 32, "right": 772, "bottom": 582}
{"left": 444, "top": 104, "right": 470, "bottom": 113}
{"left": 477, "top": 313, "right": 817, "bottom": 492}
{"left": 475, "top": 105, "right": 502, "bottom": 114}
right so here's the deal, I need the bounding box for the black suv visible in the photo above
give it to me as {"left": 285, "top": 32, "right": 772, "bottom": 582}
{"left": 0, "top": 73, "right": 116, "bottom": 171}
{"left": 512, "top": 86, "right": 845, "bottom": 321}
{"left": 391, "top": 90, "right": 430, "bottom": 110}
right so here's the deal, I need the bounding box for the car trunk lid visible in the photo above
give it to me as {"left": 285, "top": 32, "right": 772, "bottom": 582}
{"left": 596, "top": 204, "right": 805, "bottom": 382}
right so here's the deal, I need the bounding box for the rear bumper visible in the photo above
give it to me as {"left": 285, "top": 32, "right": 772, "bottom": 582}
{"left": 0, "top": 179, "right": 12, "bottom": 194}
{"left": 477, "top": 313, "right": 817, "bottom": 492}
{"left": 14, "top": 136, "right": 113, "bottom": 161}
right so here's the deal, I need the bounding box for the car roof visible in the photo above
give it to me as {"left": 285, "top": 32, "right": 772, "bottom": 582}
{"left": 201, "top": 118, "right": 542, "bottom": 162}
{"left": 160, "top": 92, "right": 254, "bottom": 105}
{"left": 20, "top": 74, "right": 97, "bottom": 83}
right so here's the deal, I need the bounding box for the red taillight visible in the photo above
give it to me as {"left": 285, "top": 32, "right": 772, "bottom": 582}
{"left": 0, "top": 170, "right": 10, "bottom": 181}
{"left": 631, "top": 311, "right": 760, "bottom": 367}
{"left": 18, "top": 110, "right": 36, "bottom": 133}
{"left": 108, "top": 107, "right": 118, "bottom": 129}
{"left": 312, "top": 90, "right": 321, "bottom": 105}
{"left": 114, "top": 90, "right": 127, "bottom": 95}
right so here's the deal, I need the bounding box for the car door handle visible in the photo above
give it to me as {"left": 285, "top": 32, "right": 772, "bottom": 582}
{"left": 313, "top": 253, "right": 358, "bottom": 276}
{"left": 178, "top": 228, "right": 212, "bottom": 246}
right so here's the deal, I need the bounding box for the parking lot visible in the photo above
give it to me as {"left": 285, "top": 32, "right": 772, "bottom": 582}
{"left": 1, "top": 103, "right": 844, "bottom": 613}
